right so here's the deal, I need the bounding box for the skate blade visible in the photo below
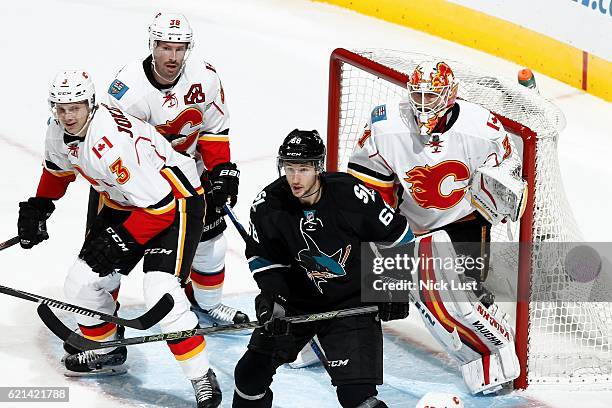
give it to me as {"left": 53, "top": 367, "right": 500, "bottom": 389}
{"left": 64, "top": 366, "right": 127, "bottom": 377}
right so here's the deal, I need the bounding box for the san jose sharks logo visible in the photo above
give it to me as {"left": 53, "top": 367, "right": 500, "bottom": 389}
{"left": 296, "top": 216, "right": 351, "bottom": 294}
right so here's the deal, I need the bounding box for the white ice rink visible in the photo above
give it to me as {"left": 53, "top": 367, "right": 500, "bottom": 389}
{"left": 0, "top": 0, "right": 610, "bottom": 407}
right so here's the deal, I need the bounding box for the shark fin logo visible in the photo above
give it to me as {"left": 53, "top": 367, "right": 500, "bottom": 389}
{"left": 296, "top": 219, "right": 351, "bottom": 294}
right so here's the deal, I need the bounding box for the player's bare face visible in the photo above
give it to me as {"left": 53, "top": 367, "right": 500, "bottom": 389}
{"left": 55, "top": 102, "right": 90, "bottom": 135}
{"left": 153, "top": 41, "right": 188, "bottom": 84}
{"left": 284, "top": 163, "right": 320, "bottom": 203}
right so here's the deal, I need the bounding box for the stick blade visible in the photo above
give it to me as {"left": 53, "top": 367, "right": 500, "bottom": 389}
{"left": 127, "top": 293, "right": 174, "bottom": 330}
{"left": 37, "top": 304, "right": 99, "bottom": 350}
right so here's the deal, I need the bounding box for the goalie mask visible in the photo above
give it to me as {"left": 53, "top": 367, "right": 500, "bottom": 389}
{"left": 277, "top": 129, "right": 326, "bottom": 177}
{"left": 149, "top": 12, "right": 194, "bottom": 82}
{"left": 402, "top": 61, "right": 459, "bottom": 136}
{"left": 415, "top": 392, "right": 464, "bottom": 408}
{"left": 48, "top": 70, "right": 96, "bottom": 136}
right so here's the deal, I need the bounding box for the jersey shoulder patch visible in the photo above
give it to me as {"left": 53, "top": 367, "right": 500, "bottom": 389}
{"left": 371, "top": 104, "right": 387, "bottom": 124}
{"left": 108, "top": 79, "right": 129, "bottom": 100}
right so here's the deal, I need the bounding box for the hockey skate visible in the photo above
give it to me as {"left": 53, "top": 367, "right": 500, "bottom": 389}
{"left": 192, "top": 368, "right": 222, "bottom": 408}
{"left": 63, "top": 325, "right": 127, "bottom": 377}
{"left": 63, "top": 346, "right": 127, "bottom": 377}
{"left": 192, "top": 302, "right": 250, "bottom": 329}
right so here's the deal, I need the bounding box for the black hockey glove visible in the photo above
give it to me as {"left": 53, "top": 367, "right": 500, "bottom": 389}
{"left": 18, "top": 197, "right": 55, "bottom": 249}
{"left": 378, "top": 302, "right": 409, "bottom": 322}
{"left": 255, "top": 293, "right": 290, "bottom": 336}
{"left": 209, "top": 162, "right": 239, "bottom": 209}
{"left": 79, "top": 224, "right": 142, "bottom": 277}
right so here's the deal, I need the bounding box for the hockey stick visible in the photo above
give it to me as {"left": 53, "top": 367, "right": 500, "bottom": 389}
{"left": 222, "top": 204, "right": 332, "bottom": 372}
{"left": 0, "top": 284, "right": 174, "bottom": 330}
{"left": 38, "top": 303, "right": 379, "bottom": 351}
{"left": 0, "top": 236, "right": 20, "bottom": 252}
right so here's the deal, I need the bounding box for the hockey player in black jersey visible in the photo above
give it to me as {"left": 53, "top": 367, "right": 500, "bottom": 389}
{"left": 232, "top": 130, "right": 415, "bottom": 408}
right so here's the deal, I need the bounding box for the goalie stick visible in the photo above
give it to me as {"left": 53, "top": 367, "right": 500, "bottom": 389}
{"left": 38, "top": 303, "right": 379, "bottom": 351}
{"left": 222, "top": 204, "right": 333, "bottom": 372}
{"left": 0, "top": 236, "right": 20, "bottom": 252}
{"left": 0, "top": 284, "right": 174, "bottom": 330}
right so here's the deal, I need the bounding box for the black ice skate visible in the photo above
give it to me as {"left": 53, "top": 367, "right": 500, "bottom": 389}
{"left": 63, "top": 346, "right": 127, "bottom": 377}
{"left": 192, "top": 368, "right": 222, "bottom": 408}
{"left": 63, "top": 326, "right": 127, "bottom": 377}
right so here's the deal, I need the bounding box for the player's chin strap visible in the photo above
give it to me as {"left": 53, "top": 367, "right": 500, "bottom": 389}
{"left": 62, "top": 105, "right": 98, "bottom": 139}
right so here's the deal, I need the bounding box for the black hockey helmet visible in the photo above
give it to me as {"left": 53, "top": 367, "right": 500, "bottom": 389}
{"left": 277, "top": 129, "right": 326, "bottom": 174}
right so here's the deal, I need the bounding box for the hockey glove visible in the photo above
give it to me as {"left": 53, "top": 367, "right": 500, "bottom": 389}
{"left": 79, "top": 224, "right": 142, "bottom": 277}
{"left": 209, "top": 162, "right": 240, "bottom": 209}
{"left": 255, "top": 293, "right": 290, "bottom": 336}
{"left": 378, "top": 302, "right": 409, "bottom": 322}
{"left": 18, "top": 197, "right": 55, "bottom": 249}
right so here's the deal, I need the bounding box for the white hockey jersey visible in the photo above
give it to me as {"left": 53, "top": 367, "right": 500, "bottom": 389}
{"left": 348, "top": 99, "right": 515, "bottom": 233}
{"left": 106, "top": 56, "right": 230, "bottom": 174}
{"left": 42, "top": 103, "right": 203, "bottom": 210}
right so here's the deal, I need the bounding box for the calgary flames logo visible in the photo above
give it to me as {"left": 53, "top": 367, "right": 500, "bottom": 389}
{"left": 404, "top": 161, "right": 470, "bottom": 210}
{"left": 155, "top": 107, "right": 203, "bottom": 152}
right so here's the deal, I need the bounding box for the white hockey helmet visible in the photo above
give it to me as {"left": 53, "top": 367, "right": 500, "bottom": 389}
{"left": 415, "top": 392, "right": 464, "bottom": 408}
{"left": 48, "top": 70, "right": 95, "bottom": 109}
{"left": 401, "top": 61, "right": 459, "bottom": 136}
{"left": 149, "top": 12, "right": 194, "bottom": 52}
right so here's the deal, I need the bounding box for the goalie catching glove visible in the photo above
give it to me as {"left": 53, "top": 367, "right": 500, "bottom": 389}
{"left": 18, "top": 197, "right": 55, "bottom": 249}
{"left": 209, "top": 162, "right": 240, "bottom": 209}
{"left": 79, "top": 224, "right": 142, "bottom": 277}
{"left": 470, "top": 155, "right": 527, "bottom": 225}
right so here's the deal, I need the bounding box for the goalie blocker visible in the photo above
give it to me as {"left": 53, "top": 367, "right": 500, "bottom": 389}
{"left": 411, "top": 230, "right": 520, "bottom": 394}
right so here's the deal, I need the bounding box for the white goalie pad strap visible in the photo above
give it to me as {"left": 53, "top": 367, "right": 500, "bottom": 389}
{"left": 470, "top": 157, "right": 527, "bottom": 225}
{"left": 412, "top": 231, "right": 519, "bottom": 393}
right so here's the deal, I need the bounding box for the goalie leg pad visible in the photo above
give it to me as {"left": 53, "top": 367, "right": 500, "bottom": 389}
{"left": 288, "top": 335, "right": 323, "bottom": 369}
{"left": 413, "top": 231, "right": 519, "bottom": 394}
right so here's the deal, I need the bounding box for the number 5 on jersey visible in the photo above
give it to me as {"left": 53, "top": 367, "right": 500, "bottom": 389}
{"left": 110, "top": 158, "right": 130, "bottom": 184}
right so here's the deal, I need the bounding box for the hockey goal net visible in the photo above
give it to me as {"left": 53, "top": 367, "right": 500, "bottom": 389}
{"left": 327, "top": 48, "right": 612, "bottom": 388}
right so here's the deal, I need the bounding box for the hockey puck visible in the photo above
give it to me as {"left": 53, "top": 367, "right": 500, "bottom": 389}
{"left": 564, "top": 245, "right": 602, "bottom": 283}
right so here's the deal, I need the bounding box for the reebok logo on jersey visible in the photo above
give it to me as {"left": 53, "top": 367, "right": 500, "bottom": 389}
{"left": 108, "top": 79, "right": 129, "bottom": 100}
{"left": 92, "top": 136, "right": 114, "bottom": 159}
{"left": 371, "top": 105, "right": 387, "bottom": 124}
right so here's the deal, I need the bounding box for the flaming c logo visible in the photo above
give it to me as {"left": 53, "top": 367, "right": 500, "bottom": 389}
{"left": 404, "top": 161, "right": 470, "bottom": 210}
{"left": 155, "top": 107, "right": 203, "bottom": 152}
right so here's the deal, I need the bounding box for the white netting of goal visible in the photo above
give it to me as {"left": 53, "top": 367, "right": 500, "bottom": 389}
{"left": 331, "top": 48, "right": 612, "bottom": 387}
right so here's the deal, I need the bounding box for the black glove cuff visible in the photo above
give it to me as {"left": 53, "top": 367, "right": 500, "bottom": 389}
{"left": 23, "top": 197, "right": 55, "bottom": 219}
